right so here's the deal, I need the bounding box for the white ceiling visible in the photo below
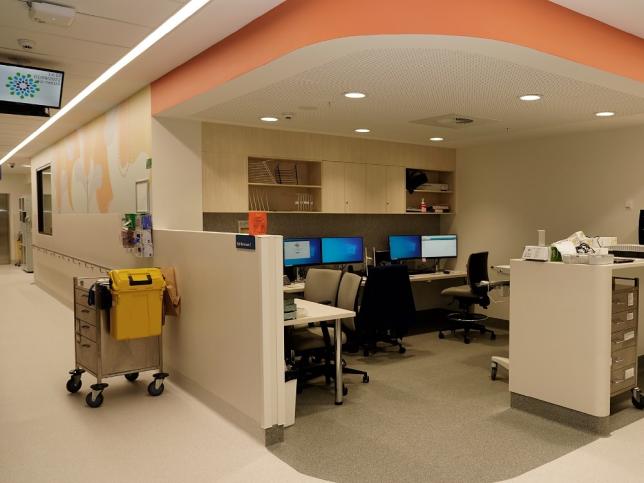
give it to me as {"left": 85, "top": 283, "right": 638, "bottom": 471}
{"left": 550, "top": 0, "right": 644, "bottom": 39}
{"left": 0, "top": 0, "right": 188, "bottom": 170}
{"left": 191, "top": 39, "right": 644, "bottom": 148}
{"left": 0, "top": 0, "right": 285, "bottom": 170}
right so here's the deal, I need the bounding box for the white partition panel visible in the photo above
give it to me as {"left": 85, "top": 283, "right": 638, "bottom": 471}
{"left": 153, "top": 229, "right": 284, "bottom": 441}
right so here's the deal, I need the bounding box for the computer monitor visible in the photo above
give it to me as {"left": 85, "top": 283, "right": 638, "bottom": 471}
{"left": 421, "top": 234, "right": 458, "bottom": 259}
{"left": 389, "top": 235, "right": 421, "bottom": 261}
{"left": 321, "top": 237, "right": 364, "bottom": 264}
{"left": 283, "top": 237, "right": 322, "bottom": 267}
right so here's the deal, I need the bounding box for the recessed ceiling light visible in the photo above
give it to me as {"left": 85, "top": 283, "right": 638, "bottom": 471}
{"left": 354, "top": 128, "right": 370, "bottom": 133}
{"left": 595, "top": 111, "right": 615, "bottom": 117}
{"left": 344, "top": 92, "right": 366, "bottom": 99}
{"left": 23, "top": 164, "right": 31, "bottom": 168}
{"left": 430, "top": 137, "right": 444, "bottom": 142}
{"left": 519, "top": 94, "right": 542, "bottom": 101}
{"left": 260, "top": 116, "right": 279, "bottom": 122}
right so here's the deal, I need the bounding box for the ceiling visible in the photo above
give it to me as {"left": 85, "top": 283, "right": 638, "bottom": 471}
{"left": 550, "top": 0, "right": 644, "bottom": 39}
{"left": 191, "top": 39, "right": 644, "bottom": 148}
{"left": 0, "top": 0, "right": 188, "bottom": 171}
{"left": 0, "top": 0, "right": 285, "bottom": 171}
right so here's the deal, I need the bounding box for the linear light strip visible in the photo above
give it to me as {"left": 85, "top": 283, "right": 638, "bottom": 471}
{"left": 0, "top": 0, "right": 211, "bottom": 166}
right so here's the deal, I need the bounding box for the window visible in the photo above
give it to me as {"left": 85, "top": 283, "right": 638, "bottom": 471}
{"left": 37, "top": 166, "right": 52, "bottom": 235}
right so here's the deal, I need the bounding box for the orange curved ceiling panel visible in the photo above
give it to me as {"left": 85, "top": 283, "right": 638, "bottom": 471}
{"left": 152, "top": 0, "right": 644, "bottom": 114}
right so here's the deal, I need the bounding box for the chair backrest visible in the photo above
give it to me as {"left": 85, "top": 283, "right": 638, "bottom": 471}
{"left": 304, "top": 268, "right": 342, "bottom": 305}
{"left": 357, "top": 264, "right": 415, "bottom": 338}
{"left": 337, "top": 272, "right": 362, "bottom": 331}
{"left": 467, "top": 252, "right": 489, "bottom": 296}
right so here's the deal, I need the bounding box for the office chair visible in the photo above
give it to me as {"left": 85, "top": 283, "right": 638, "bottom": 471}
{"left": 357, "top": 264, "right": 415, "bottom": 355}
{"left": 439, "top": 252, "right": 496, "bottom": 344}
{"left": 303, "top": 268, "right": 342, "bottom": 305}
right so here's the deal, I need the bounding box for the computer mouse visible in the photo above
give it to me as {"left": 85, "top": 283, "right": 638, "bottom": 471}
{"left": 442, "top": 270, "right": 450, "bottom": 274}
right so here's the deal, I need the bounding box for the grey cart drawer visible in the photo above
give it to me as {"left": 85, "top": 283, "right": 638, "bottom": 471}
{"left": 76, "top": 304, "right": 96, "bottom": 326}
{"left": 611, "top": 329, "right": 637, "bottom": 353}
{"left": 611, "top": 346, "right": 637, "bottom": 371}
{"left": 76, "top": 335, "right": 98, "bottom": 373}
{"left": 612, "top": 290, "right": 638, "bottom": 313}
{"left": 611, "top": 364, "right": 637, "bottom": 396}
{"left": 75, "top": 288, "right": 91, "bottom": 308}
{"left": 76, "top": 318, "right": 98, "bottom": 343}
{"left": 612, "top": 310, "right": 637, "bottom": 333}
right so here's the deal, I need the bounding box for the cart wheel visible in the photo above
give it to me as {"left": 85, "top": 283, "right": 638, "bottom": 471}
{"left": 438, "top": 332, "right": 445, "bottom": 339}
{"left": 66, "top": 378, "right": 82, "bottom": 393}
{"left": 125, "top": 372, "right": 139, "bottom": 382}
{"left": 632, "top": 388, "right": 644, "bottom": 410}
{"left": 491, "top": 364, "right": 498, "bottom": 381}
{"left": 148, "top": 380, "right": 165, "bottom": 397}
{"left": 362, "top": 374, "right": 369, "bottom": 383}
{"left": 85, "top": 392, "right": 104, "bottom": 408}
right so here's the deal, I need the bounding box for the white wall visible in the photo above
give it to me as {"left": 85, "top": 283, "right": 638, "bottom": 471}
{"left": 153, "top": 229, "right": 284, "bottom": 441}
{"left": 0, "top": 173, "right": 29, "bottom": 263}
{"left": 151, "top": 118, "right": 203, "bottom": 230}
{"left": 445, "top": 125, "right": 644, "bottom": 319}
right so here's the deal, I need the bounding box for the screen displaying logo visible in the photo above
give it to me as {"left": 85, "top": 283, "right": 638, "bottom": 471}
{"left": 0, "top": 63, "right": 63, "bottom": 108}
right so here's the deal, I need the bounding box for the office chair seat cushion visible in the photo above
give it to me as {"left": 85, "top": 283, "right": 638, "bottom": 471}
{"left": 441, "top": 284, "right": 478, "bottom": 299}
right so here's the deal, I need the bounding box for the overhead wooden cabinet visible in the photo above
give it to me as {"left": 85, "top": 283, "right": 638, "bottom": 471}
{"left": 343, "top": 163, "right": 366, "bottom": 213}
{"left": 365, "top": 165, "right": 387, "bottom": 213}
{"left": 321, "top": 161, "right": 346, "bottom": 213}
{"left": 385, "top": 166, "right": 406, "bottom": 213}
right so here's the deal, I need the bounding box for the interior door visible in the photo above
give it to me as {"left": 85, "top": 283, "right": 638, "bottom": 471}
{"left": 0, "top": 194, "right": 9, "bottom": 264}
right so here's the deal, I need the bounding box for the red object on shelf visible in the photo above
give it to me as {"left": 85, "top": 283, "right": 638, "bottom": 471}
{"left": 249, "top": 211, "right": 268, "bottom": 235}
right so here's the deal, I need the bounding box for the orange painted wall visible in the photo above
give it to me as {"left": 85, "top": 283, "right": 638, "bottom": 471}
{"left": 152, "top": 0, "right": 644, "bottom": 114}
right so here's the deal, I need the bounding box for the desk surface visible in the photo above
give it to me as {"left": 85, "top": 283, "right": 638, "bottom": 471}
{"left": 284, "top": 299, "right": 355, "bottom": 326}
{"left": 283, "top": 270, "right": 466, "bottom": 294}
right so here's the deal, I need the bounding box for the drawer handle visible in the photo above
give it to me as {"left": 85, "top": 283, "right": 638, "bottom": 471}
{"left": 612, "top": 378, "right": 625, "bottom": 384}
{"left": 614, "top": 358, "right": 624, "bottom": 364}
{"left": 81, "top": 309, "right": 90, "bottom": 314}
{"left": 81, "top": 344, "right": 91, "bottom": 348}
{"left": 81, "top": 325, "right": 90, "bottom": 329}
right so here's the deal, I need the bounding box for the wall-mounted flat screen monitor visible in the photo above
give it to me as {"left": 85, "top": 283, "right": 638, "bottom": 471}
{"left": 321, "top": 237, "right": 364, "bottom": 264}
{"left": 0, "top": 62, "right": 64, "bottom": 109}
{"left": 389, "top": 235, "right": 421, "bottom": 261}
{"left": 283, "top": 237, "right": 322, "bottom": 267}
{"left": 421, "top": 234, "right": 458, "bottom": 259}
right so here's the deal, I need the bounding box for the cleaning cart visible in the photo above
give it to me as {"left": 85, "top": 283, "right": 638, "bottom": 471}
{"left": 66, "top": 269, "right": 168, "bottom": 408}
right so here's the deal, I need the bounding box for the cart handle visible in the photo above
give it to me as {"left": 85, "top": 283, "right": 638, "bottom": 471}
{"left": 128, "top": 274, "right": 153, "bottom": 286}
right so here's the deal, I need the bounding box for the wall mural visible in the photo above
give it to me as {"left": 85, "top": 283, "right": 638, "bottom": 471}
{"left": 42, "top": 88, "right": 151, "bottom": 214}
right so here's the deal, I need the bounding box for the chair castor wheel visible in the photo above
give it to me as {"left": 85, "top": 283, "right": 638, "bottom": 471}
{"left": 491, "top": 365, "right": 498, "bottom": 381}
{"left": 125, "top": 372, "right": 139, "bottom": 382}
{"left": 480, "top": 328, "right": 486, "bottom": 334}
{"left": 490, "top": 333, "right": 497, "bottom": 341}
{"left": 398, "top": 346, "right": 406, "bottom": 354}
{"left": 363, "top": 349, "right": 369, "bottom": 357}
{"left": 342, "top": 385, "right": 348, "bottom": 396}
{"left": 464, "top": 337, "right": 471, "bottom": 344}
{"left": 632, "top": 388, "right": 644, "bottom": 410}
{"left": 362, "top": 374, "right": 369, "bottom": 383}
{"left": 85, "top": 392, "right": 104, "bottom": 408}
{"left": 148, "top": 380, "right": 165, "bottom": 397}
{"left": 66, "top": 378, "right": 82, "bottom": 393}
{"left": 438, "top": 332, "right": 445, "bottom": 339}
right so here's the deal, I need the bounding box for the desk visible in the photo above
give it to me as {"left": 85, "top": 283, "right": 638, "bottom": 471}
{"left": 283, "top": 270, "right": 467, "bottom": 294}
{"left": 285, "top": 299, "right": 355, "bottom": 405}
{"left": 510, "top": 259, "right": 644, "bottom": 433}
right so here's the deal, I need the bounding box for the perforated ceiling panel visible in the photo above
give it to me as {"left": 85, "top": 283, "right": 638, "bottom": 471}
{"left": 195, "top": 47, "right": 644, "bottom": 147}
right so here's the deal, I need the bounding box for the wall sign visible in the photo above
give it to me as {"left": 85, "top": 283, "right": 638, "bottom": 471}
{"left": 236, "top": 234, "right": 256, "bottom": 250}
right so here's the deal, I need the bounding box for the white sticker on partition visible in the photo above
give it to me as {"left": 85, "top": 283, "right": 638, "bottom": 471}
{"left": 625, "top": 368, "right": 635, "bottom": 380}
{"left": 627, "top": 312, "right": 634, "bottom": 321}
{"left": 628, "top": 293, "right": 634, "bottom": 306}
{"left": 625, "top": 331, "right": 635, "bottom": 341}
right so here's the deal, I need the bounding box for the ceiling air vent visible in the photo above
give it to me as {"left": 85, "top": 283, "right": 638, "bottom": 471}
{"left": 410, "top": 113, "right": 497, "bottom": 130}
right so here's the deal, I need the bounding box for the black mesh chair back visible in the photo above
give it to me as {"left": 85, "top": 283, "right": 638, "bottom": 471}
{"left": 467, "top": 252, "right": 490, "bottom": 304}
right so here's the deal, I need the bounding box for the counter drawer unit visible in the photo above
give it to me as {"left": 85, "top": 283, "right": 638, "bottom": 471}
{"left": 76, "top": 318, "right": 97, "bottom": 342}
{"left": 612, "top": 346, "right": 637, "bottom": 371}
{"left": 611, "top": 363, "right": 637, "bottom": 396}
{"left": 611, "top": 309, "right": 637, "bottom": 333}
{"left": 611, "top": 329, "right": 637, "bottom": 353}
{"left": 612, "top": 288, "right": 638, "bottom": 313}
{"left": 76, "top": 335, "right": 98, "bottom": 374}
{"left": 75, "top": 304, "right": 96, "bottom": 326}
{"left": 75, "top": 288, "right": 91, "bottom": 308}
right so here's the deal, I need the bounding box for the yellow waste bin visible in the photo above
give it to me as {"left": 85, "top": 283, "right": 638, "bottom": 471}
{"left": 109, "top": 268, "right": 166, "bottom": 340}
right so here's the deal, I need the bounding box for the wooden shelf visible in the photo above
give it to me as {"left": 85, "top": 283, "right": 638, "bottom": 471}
{"left": 412, "top": 189, "right": 453, "bottom": 194}
{"left": 405, "top": 211, "right": 455, "bottom": 215}
{"left": 248, "top": 183, "right": 321, "bottom": 189}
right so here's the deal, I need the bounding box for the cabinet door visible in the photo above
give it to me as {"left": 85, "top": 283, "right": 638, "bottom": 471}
{"left": 386, "top": 166, "right": 406, "bottom": 213}
{"left": 365, "top": 164, "right": 387, "bottom": 213}
{"left": 321, "top": 161, "right": 346, "bottom": 213}
{"left": 344, "top": 163, "right": 367, "bottom": 213}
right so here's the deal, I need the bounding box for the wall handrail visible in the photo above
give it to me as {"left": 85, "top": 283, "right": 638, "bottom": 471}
{"left": 32, "top": 245, "right": 113, "bottom": 274}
